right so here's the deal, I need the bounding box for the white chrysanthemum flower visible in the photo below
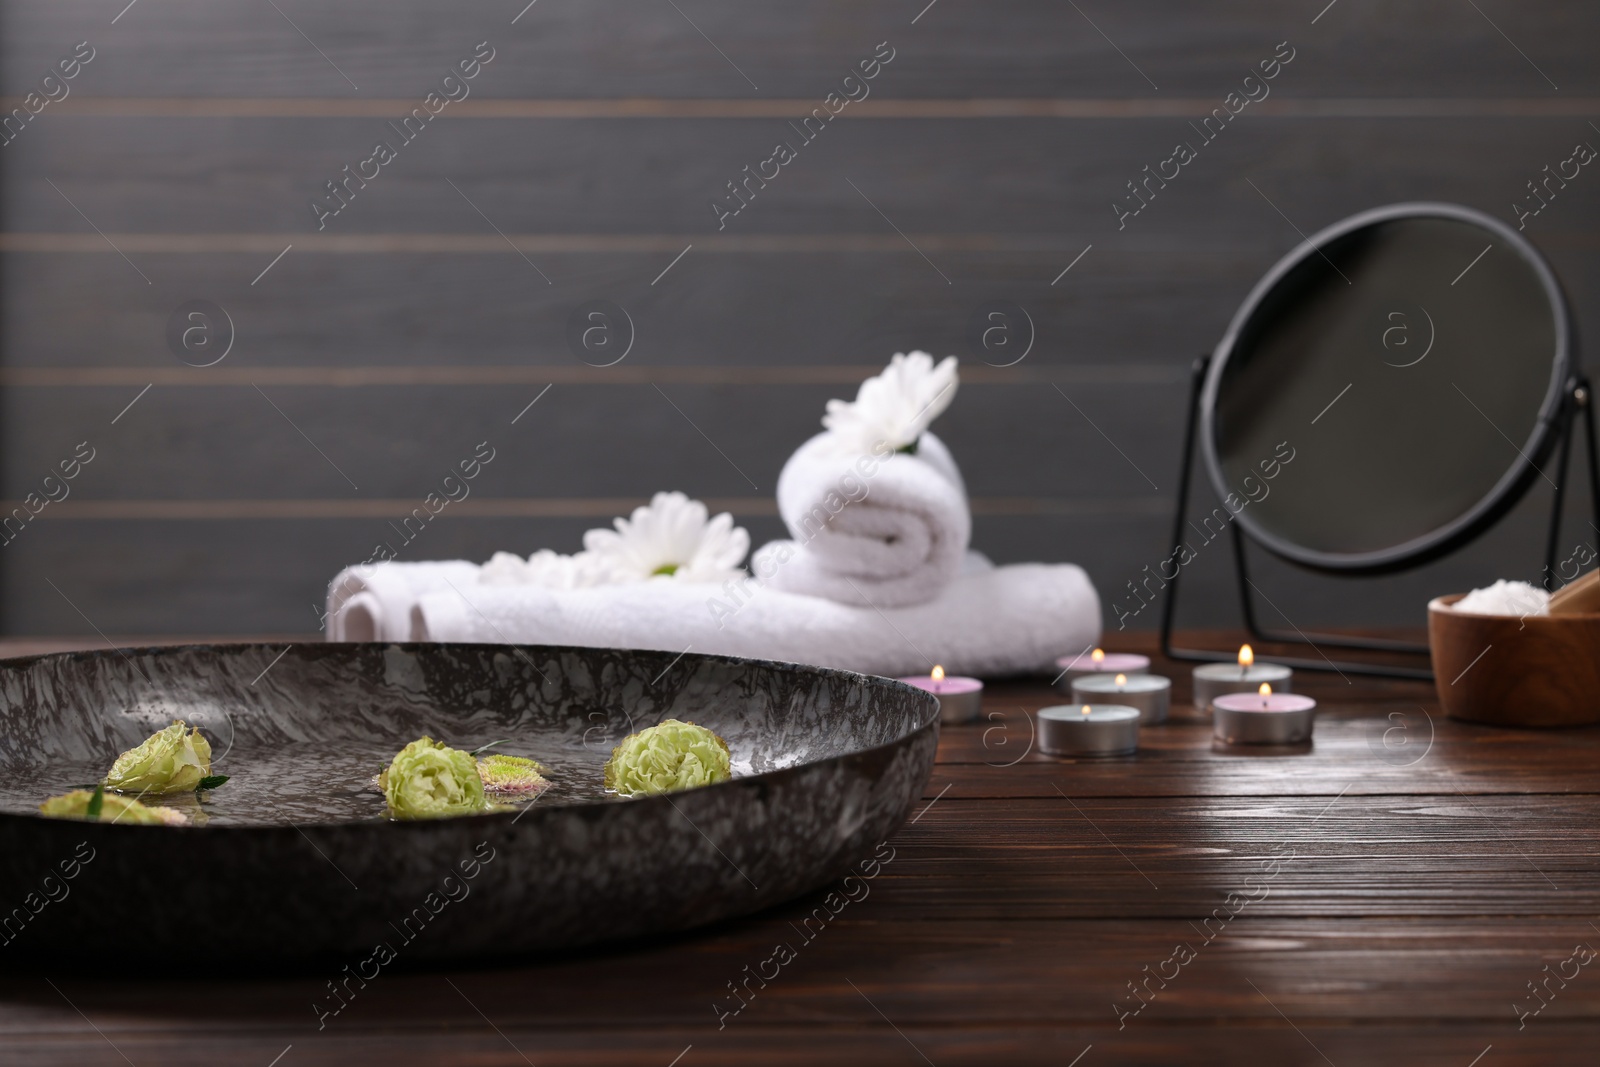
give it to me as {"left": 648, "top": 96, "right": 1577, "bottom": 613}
{"left": 479, "top": 549, "right": 608, "bottom": 589}
{"left": 479, "top": 551, "right": 532, "bottom": 585}
{"left": 528, "top": 549, "right": 609, "bottom": 589}
{"left": 583, "top": 492, "right": 749, "bottom": 584}
{"left": 822, "top": 351, "right": 959, "bottom": 454}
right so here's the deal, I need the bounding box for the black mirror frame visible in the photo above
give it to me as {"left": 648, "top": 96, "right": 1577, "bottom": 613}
{"left": 1197, "top": 201, "right": 1574, "bottom": 574}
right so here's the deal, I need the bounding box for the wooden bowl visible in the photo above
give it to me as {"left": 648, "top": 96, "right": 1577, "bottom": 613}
{"left": 1429, "top": 593, "right": 1600, "bottom": 727}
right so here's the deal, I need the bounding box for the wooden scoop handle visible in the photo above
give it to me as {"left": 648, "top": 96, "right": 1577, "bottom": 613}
{"left": 1548, "top": 567, "right": 1600, "bottom": 615}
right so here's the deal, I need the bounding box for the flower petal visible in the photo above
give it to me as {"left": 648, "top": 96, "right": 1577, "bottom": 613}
{"left": 581, "top": 491, "right": 749, "bottom": 584}
{"left": 822, "top": 352, "right": 959, "bottom": 453}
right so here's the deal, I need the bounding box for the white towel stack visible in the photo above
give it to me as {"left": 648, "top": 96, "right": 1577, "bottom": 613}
{"left": 324, "top": 353, "right": 1103, "bottom": 677}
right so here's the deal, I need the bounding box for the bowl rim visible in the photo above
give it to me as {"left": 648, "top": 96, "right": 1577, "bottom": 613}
{"left": 1427, "top": 592, "right": 1600, "bottom": 620}
{"left": 0, "top": 640, "right": 943, "bottom": 833}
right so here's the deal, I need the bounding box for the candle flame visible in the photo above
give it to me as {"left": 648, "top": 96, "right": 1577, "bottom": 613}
{"left": 931, "top": 665, "right": 945, "bottom": 682}
{"left": 1238, "top": 644, "right": 1254, "bottom": 668}
{"left": 1082, "top": 705, "right": 1092, "bottom": 716}
{"left": 1091, "top": 648, "right": 1105, "bottom": 663}
{"left": 1115, "top": 673, "right": 1127, "bottom": 688}
{"left": 1259, "top": 682, "right": 1271, "bottom": 707}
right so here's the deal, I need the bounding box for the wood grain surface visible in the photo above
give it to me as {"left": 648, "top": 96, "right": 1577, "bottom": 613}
{"left": 0, "top": 631, "right": 1596, "bottom": 1064}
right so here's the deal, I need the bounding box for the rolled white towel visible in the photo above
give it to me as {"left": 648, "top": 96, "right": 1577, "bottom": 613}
{"left": 410, "top": 581, "right": 566, "bottom": 647}
{"left": 329, "top": 591, "right": 385, "bottom": 641}
{"left": 325, "top": 560, "right": 481, "bottom": 642}
{"left": 410, "top": 559, "right": 1099, "bottom": 678}
{"left": 751, "top": 431, "right": 970, "bottom": 609}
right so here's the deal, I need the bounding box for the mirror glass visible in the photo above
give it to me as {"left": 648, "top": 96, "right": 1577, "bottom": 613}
{"left": 1203, "top": 207, "right": 1568, "bottom": 571}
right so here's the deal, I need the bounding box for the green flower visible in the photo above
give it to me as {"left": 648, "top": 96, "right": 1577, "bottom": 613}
{"left": 604, "top": 719, "right": 731, "bottom": 796}
{"left": 40, "top": 788, "right": 188, "bottom": 826}
{"left": 477, "top": 754, "right": 549, "bottom": 795}
{"left": 104, "top": 721, "right": 213, "bottom": 795}
{"left": 382, "top": 737, "right": 488, "bottom": 819}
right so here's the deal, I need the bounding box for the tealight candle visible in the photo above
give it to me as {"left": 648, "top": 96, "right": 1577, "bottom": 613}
{"left": 1055, "top": 647, "right": 1151, "bottom": 695}
{"left": 898, "top": 665, "right": 983, "bottom": 724}
{"left": 1036, "top": 704, "right": 1140, "bottom": 757}
{"left": 1072, "top": 672, "right": 1171, "bottom": 724}
{"left": 1191, "top": 644, "right": 1292, "bottom": 712}
{"left": 1212, "top": 683, "right": 1317, "bottom": 744}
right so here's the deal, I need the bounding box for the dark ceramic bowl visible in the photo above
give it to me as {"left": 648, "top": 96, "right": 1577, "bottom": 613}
{"left": 0, "top": 642, "right": 938, "bottom": 968}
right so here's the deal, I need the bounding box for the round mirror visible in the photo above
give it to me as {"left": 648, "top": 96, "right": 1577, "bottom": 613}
{"left": 1200, "top": 202, "right": 1573, "bottom": 573}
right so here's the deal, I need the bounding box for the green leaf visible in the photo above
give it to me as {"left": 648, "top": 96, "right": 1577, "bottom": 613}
{"left": 196, "top": 775, "right": 230, "bottom": 790}
{"left": 86, "top": 783, "right": 104, "bottom": 819}
{"left": 469, "top": 739, "right": 509, "bottom": 757}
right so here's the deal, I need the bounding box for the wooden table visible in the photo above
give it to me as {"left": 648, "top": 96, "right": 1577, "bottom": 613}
{"left": 3, "top": 634, "right": 1599, "bottom": 1065}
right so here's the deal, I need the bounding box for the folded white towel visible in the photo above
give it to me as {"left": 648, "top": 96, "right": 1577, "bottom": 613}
{"left": 409, "top": 558, "right": 1099, "bottom": 678}
{"left": 326, "top": 560, "right": 481, "bottom": 642}
{"left": 751, "top": 431, "right": 970, "bottom": 609}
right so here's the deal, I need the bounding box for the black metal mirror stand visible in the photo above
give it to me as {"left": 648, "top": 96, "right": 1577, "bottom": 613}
{"left": 1158, "top": 355, "right": 1600, "bottom": 681}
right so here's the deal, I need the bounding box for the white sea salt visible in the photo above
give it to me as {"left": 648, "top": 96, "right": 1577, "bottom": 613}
{"left": 1451, "top": 579, "right": 1549, "bottom": 617}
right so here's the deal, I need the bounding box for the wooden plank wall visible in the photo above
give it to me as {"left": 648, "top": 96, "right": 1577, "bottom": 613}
{"left": 0, "top": 0, "right": 1596, "bottom": 636}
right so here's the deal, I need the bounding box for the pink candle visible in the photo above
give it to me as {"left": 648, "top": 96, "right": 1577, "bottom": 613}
{"left": 1212, "top": 684, "right": 1317, "bottom": 745}
{"left": 898, "top": 665, "right": 983, "bottom": 724}
{"left": 1055, "top": 647, "right": 1150, "bottom": 695}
